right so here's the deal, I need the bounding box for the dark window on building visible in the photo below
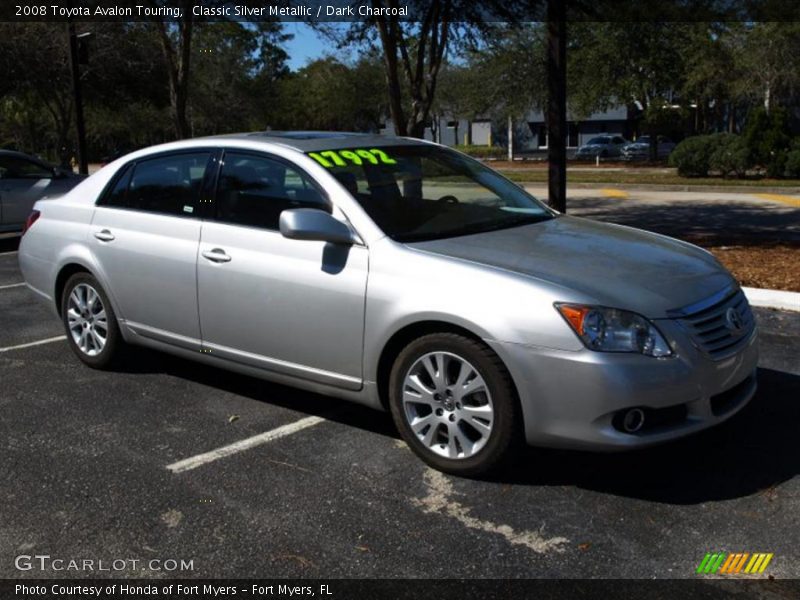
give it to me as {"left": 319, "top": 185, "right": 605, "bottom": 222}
{"left": 127, "top": 153, "right": 210, "bottom": 216}
{"left": 537, "top": 125, "right": 548, "bottom": 148}
{"left": 215, "top": 152, "right": 328, "bottom": 230}
{"left": 567, "top": 122, "right": 579, "bottom": 148}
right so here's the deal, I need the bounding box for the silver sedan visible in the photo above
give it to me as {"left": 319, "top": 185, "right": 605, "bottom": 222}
{"left": 0, "top": 150, "right": 84, "bottom": 236}
{"left": 18, "top": 132, "right": 758, "bottom": 476}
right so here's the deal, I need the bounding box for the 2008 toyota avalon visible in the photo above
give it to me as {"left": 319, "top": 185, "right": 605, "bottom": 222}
{"left": 18, "top": 132, "right": 758, "bottom": 476}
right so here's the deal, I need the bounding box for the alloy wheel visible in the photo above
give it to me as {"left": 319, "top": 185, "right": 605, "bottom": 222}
{"left": 66, "top": 283, "right": 108, "bottom": 357}
{"left": 402, "top": 351, "right": 494, "bottom": 460}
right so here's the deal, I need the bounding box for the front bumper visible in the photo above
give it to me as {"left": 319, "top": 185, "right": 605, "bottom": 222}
{"left": 490, "top": 320, "right": 758, "bottom": 450}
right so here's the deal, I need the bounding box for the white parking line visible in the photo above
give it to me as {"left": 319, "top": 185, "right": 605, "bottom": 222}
{"left": 0, "top": 251, "right": 18, "bottom": 256}
{"left": 0, "top": 282, "right": 26, "bottom": 290}
{"left": 166, "top": 415, "right": 326, "bottom": 474}
{"left": 0, "top": 335, "right": 67, "bottom": 353}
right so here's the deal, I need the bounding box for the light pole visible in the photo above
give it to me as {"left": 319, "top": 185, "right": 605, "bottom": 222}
{"left": 547, "top": 0, "right": 567, "bottom": 213}
{"left": 67, "top": 23, "right": 90, "bottom": 175}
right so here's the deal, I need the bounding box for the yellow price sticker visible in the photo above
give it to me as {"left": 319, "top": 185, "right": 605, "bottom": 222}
{"left": 308, "top": 149, "right": 397, "bottom": 168}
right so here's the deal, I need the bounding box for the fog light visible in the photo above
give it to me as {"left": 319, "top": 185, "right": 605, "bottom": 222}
{"left": 621, "top": 408, "right": 645, "bottom": 433}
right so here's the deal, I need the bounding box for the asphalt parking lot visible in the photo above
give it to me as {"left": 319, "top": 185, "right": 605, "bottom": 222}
{"left": 1, "top": 235, "right": 799, "bottom": 580}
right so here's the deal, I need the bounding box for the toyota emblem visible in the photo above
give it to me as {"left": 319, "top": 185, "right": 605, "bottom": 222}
{"left": 725, "top": 307, "right": 744, "bottom": 333}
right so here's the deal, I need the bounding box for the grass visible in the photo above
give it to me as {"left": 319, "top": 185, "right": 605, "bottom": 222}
{"left": 497, "top": 169, "right": 800, "bottom": 188}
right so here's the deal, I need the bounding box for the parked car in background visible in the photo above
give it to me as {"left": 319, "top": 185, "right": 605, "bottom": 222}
{"left": 575, "top": 135, "right": 629, "bottom": 159}
{"left": 19, "top": 132, "right": 758, "bottom": 476}
{"left": 621, "top": 135, "right": 677, "bottom": 161}
{"left": 0, "top": 150, "right": 85, "bottom": 236}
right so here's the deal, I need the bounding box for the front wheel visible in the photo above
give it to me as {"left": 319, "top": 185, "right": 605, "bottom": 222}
{"left": 61, "top": 273, "right": 124, "bottom": 369}
{"left": 388, "top": 333, "right": 519, "bottom": 477}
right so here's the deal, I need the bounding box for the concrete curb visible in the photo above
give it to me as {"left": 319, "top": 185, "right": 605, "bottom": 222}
{"left": 511, "top": 181, "right": 800, "bottom": 195}
{"left": 743, "top": 287, "right": 800, "bottom": 312}
{"left": 566, "top": 182, "right": 800, "bottom": 195}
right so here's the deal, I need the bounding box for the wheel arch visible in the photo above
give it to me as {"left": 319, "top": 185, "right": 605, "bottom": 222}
{"left": 54, "top": 263, "right": 93, "bottom": 317}
{"left": 374, "top": 320, "right": 521, "bottom": 413}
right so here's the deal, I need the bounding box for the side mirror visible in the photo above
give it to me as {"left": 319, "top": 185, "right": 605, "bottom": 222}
{"left": 279, "top": 208, "right": 357, "bottom": 245}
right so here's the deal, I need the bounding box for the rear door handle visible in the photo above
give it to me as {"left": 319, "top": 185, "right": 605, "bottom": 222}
{"left": 201, "top": 248, "right": 231, "bottom": 263}
{"left": 94, "top": 229, "right": 115, "bottom": 242}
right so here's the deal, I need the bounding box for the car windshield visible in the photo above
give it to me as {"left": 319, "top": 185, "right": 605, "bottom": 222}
{"left": 306, "top": 145, "right": 554, "bottom": 242}
{"left": 587, "top": 137, "right": 610, "bottom": 145}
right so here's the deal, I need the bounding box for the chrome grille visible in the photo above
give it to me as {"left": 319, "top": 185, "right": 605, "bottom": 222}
{"left": 677, "top": 289, "right": 755, "bottom": 360}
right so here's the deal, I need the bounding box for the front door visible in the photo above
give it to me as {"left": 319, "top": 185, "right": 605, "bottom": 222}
{"left": 197, "top": 150, "right": 368, "bottom": 389}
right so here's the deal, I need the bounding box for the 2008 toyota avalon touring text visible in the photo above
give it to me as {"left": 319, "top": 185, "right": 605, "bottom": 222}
{"left": 18, "top": 132, "right": 758, "bottom": 476}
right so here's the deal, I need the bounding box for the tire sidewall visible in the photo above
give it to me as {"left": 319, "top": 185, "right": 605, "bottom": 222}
{"left": 61, "top": 273, "right": 121, "bottom": 369}
{"left": 388, "top": 333, "right": 517, "bottom": 476}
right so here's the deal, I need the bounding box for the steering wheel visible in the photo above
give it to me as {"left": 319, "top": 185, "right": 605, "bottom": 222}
{"left": 437, "top": 195, "right": 459, "bottom": 204}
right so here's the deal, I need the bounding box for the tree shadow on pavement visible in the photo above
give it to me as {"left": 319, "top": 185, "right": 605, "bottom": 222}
{"left": 497, "top": 367, "right": 800, "bottom": 504}
{"left": 569, "top": 197, "right": 800, "bottom": 247}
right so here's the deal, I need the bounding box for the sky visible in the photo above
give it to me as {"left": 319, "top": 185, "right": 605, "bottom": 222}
{"left": 283, "top": 23, "right": 335, "bottom": 70}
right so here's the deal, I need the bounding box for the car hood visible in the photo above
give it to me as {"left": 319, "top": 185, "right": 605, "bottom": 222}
{"left": 405, "top": 216, "right": 734, "bottom": 318}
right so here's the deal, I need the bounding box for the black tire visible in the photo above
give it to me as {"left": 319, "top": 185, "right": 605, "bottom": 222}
{"left": 61, "top": 273, "right": 124, "bottom": 369}
{"left": 388, "top": 333, "right": 520, "bottom": 477}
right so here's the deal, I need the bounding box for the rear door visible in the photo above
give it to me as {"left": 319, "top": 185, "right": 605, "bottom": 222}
{"left": 196, "top": 150, "right": 368, "bottom": 389}
{"left": 90, "top": 150, "right": 214, "bottom": 349}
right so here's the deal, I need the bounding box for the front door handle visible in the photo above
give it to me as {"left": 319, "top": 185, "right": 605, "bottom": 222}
{"left": 94, "top": 229, "right": 115, "bottom": 242}
{"left": 201, "top": 248, "right": 231, "bottom": 263}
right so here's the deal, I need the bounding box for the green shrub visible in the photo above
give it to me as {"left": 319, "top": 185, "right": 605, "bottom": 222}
{"left": 669, "top": 135, "right": 714, "bottom": 177}
{"left": 742, "top": 107, "right": 792, "bottom": 176}
{"left": 708, "top": 133, "right": 752, "bottom": 178}
{"left": 453, "top": 144, "right": 506, "bottom": 159}
{"left": 784, "top": 149, "right": 800, "bottom": 178}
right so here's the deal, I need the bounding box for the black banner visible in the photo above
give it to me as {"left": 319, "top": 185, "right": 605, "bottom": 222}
{"left": 3, "top": 0, "right": 800, "bottom": 23}
{"left": 4, "top": 579, "right": 800, "bottom": 600}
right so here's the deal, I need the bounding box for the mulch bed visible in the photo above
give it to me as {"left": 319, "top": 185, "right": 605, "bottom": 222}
{"left": 707, "top": 245, "right": 799, "bottom": 292}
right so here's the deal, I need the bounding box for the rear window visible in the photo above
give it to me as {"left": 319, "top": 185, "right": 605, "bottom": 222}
{"left": 98, "top": 152, "right": 211, "bottom": 217}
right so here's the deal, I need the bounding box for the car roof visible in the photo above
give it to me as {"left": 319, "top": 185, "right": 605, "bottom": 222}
{"left": 0, "top": 149, "right": 46, "bottom": 162}
{"left": 200, "top": 131, "right": 429, "bottom": 153}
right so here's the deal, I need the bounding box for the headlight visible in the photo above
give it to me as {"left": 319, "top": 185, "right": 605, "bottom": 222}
{"left": 555, "top": 303, "right": 673, "bottom": 357}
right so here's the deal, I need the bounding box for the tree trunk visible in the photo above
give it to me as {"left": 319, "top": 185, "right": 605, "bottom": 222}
{"left": 507, "top": 116, "right": 514, "bottom": 161}
{"left": 728, "top": 103, "right": 736, "bottom": 133}
{"left": 154, "top": 8, "right": 193, "bottom": 140}
{"left": 375, "top": 17, "right": 407, "bottom": 137}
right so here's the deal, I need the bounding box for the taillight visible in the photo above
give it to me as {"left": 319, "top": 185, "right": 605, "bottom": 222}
{"left": 22, "top": 210, "right": 40, "bottom": 235}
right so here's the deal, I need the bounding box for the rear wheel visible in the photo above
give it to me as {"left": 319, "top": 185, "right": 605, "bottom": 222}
{"left": 61, "top": 273, "right": 124, "bottom": 369}
{"left": 388, "top": 333, "right": 519, "bottom": 476}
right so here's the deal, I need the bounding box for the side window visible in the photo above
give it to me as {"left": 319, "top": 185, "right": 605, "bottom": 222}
{"left": 127, "top": 152, "right": 210, "bottom": 216}
{"left": 99, "top": 165, "right": 132, "bottom": 208}
{"left": 0, "top": 157, "right": 52, "bottom": 179}
{"left": 215, "top": 152, "right": 328, "bottom": 230}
